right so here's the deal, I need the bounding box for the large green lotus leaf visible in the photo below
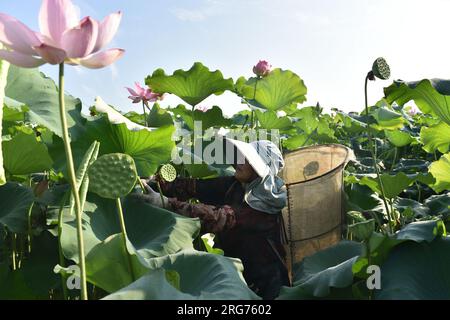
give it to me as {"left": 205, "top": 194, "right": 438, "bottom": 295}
{"left": 147, "top": 103, "right": 174, "bottom": 127}
{"left": 0, "top": 57, "right": 9, "bottom": 185}
{"left": 3, "top": 97, "right": 28, "bottom": 122}
{"left": 349, "top": 172, "right": 432, "bottom": 199}
{"left": 59, "top": 192, "right": 199, "bottom": 291}
{"left": 345, "top": 184, "right": 386, "bottom": 214}
{"left": 352, "top": 220, "right": 446, "bottom": 278}
{"left": 384, "top": 130, "right": 415, "bottom": 147}
{"left": 393, "top": 159, "right": 430, "bottom": 174}
{"left": 5, "top": 65, "right": 86, "bottom": 140}
{"left": 370, "top": 106, "right": 405, "bottom": 130}
{"left": 277, "top": 241, "right": 362, "bottom": 299}
{"left": 61, "top": 193, "right": 199, "bottom": 263}
{"left": 393, "top": 197, "right": 430, "bottom": 219}
{"left": 49, "top": 116, "right": 175, "bottom": 177}
{"left": 236, "top": 69, "right": 307, "bottom": 111}
{"left": 104, "top": 250, "right": 260, "bottom": 300}
{"left": 429, "top": 153, "right": 450, "bottom": 193}
{"left": 375, "top": 238, "right": 450, "bottom": 300}
{"left": 84, "top": 233, "right": 152, "bottom": 293}
{"left": 170, "top": 104, "right": 232, "bottom": 130}
{"left": 424, "top": 193, "right": 450, "bottom": 217}
{"left": 2, "top": 132, "right": 53, "bottom": 175}
{"left": 145, "top": 62, "right": 234, "bottom": 107}
{"left": 0, "top": 182, "right": 33, "bottom": 233}
{"left": 420, "top": 121, "right": 450, "bottom": 153}
{"left": 384, "top": 79, "right": 450, "bottom": 125}
{"left": 255, "top": 110, "right": 293, "bottom": 130}
{"left": 334, "top": 111, "right": 366, "bottom": 134}
{"left": 102, "top": 269, "right": 193, "bottom": 300}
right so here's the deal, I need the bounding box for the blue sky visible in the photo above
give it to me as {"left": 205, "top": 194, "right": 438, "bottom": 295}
{"left": 2, "top": 0, "right": 450, "bottom": 116}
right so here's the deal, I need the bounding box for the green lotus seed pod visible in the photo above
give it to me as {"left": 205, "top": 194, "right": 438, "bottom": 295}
{"left": 88, "top": 153, "right": 138, "bottom": 199}
{"left": 372, "top": 57, "right": 390, "bottom": 80}
{"left": 159, "top": 164, "right": 177, "bottom": 182}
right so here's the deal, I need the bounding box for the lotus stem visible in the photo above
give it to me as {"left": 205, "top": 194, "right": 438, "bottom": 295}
{"left": 364, "top": 73, "right": 393, "bottom": 234}
{"left": 115, "top": 198, "right": 136, "bottom": 281}
{"left": 142, "top": 101, "right": 147, "bottom": 127}
{"left": 58, "top": 63, "right": 88, "bottom": 300}
{"left": 251, "top": 78, "right": 259, "bottom": 128}
{"left": 58, "top": 190, "right": 71, "bottom": 300}
{"left": 156, "top": 181, "right": 166, "bottom": 209}
{"left": 137, "top": 177, "right": 147, "bottom": 194}
{"left": 390, "top": 147, "right": 398, "bottom": 172}
{"left": 11, "top": 233, "right": 16, "bottom": 270}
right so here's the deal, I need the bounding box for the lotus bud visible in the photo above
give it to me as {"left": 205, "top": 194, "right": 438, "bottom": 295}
{"left": 253, "top": 60, "right": 272, "bottom": 77}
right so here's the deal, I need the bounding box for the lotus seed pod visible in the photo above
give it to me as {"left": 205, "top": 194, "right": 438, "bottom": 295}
{"left": 88, "top": 153, "right": 138, "bottom": 199}
{"left": 372, "top": 57, "right": 390, "bottom": 80}
{"left": 159, "top": 164, "right": 177, "bottom": 182}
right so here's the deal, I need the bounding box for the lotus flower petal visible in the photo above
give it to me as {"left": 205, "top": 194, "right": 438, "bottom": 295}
{"left": 134, "top": 82, "right": 147, "bottom": 96}
{"left": 93, "top": 12, "right": 122, "bottom": 53}
{"left": 0, "top": 49, "right": 45, "bottom": 68}
{"left": 0, "top": 13, "right": 41, "bottom": 55}
{"left": 33, "top": 43, "right": 66, "bottom": 64}
{"left": 79, "top": 48, "right": 124, "bottom": 69}
{"left": 39, "top": 0, "right": 80, "bottom": 45}
{"left": 126, "top": 87, "right": 139, "bottom": 97}
{"left": 61, "top": 17, "right": 98, "bottom": 58}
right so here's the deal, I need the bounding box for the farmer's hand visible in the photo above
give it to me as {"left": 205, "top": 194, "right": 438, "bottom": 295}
{"left": 139, "top": 179, "right": 169, "bottom": 208}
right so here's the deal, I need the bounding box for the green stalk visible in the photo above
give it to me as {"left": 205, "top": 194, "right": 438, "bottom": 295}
{"left": 364, "top": 74, "right": 393, "bottom": 234}
{"left": 11, "top": 233, "right": 16, "bottom": 270}
{"left": 137, "top": 177, "right": 147, "bottom": 194}
{"left": 250, "top": 78, "right": 259, "bottom": 129}
{"left": 58, "top": 63, "right": 88, "bottom": 300}
{"left": 27, "top": 202, "right": 34, "bottom": 253}
{"left": 57, "top": 190, "right": 71, "bottom": 300}
{"left": 142, "top": 101, "right": 147, "bottom": 127}
{"left": 366, "top": 241, "right": 372, "bottom": 300}
{"left": 156, "top": 181, "right": 166, "bottom": 209}
{"left": 27, "top": 176, "right": 33, "bottom": 253}
{"left": 115, "top": 198, "right": 136, "bottom": 281}
{"left": 390, "top": 147, "right": 398, "bottom": 172}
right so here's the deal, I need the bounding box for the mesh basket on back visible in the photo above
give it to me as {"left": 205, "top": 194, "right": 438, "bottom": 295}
{"left": 281, "top": 144, "right": 355, "bottom": 270}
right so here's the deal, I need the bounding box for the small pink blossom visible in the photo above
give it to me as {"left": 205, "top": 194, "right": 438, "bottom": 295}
{"left": 195, "top": 105, "right": 210, "bottom": 112}
{"left": 253, "top": 60, "right": 272, "bottom": 77}
{"left": 406, "top": 105, "right": 420, "bottom": 117}
{"left": 0, "top": 0, "right": 124, "bottom": 69}
{"left": 126, "top": 82, "right": 163, "bottom": 106}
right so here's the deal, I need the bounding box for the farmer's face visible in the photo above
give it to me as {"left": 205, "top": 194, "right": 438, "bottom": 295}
{"left": 234, "top": 159, "right": 258, "bottom": 183}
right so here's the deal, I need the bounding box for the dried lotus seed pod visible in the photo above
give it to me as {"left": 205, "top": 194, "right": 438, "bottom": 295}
{"left": 372, "top": 57, "right": 390, "bottom": 80}
{"left": 159, "top": 164, "right": 177, "bottom": 182}
{"left": 88, "top": 153, "right": 138, "bottom": 199}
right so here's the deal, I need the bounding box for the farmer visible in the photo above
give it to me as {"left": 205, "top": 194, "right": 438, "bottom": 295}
{"left": 140, "top": 138, "right": 290, "bottom": 299}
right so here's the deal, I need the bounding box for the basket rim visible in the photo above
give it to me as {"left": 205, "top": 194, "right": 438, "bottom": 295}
{"left": 283, "top": 143, "right": 354, "bottom": 186}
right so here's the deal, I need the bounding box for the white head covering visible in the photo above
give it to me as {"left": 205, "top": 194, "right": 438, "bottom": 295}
{"left": 225, "top": 139, "right": 287, "bottom": 214}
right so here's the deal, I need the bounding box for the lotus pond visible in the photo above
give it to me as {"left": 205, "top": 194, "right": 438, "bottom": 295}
{"left": 1, "top": 0, "right": 450, "bottom": 301}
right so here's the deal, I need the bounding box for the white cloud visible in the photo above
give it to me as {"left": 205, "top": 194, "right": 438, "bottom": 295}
{"left": 110, "top": 64, "right": 119, "bottom": 80}
{"left": 170, "top": 0, "right": 230, "bottom": 22}
{"left": 171, "top": 8, "right": 207, "bottom": 22}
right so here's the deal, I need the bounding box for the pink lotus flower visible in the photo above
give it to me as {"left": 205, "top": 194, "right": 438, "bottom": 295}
{"left": 253, "top": 60, "right": 272, "bottom": 77}
{"left": 0, "top": 0, "right": 124, "bottom": 68}
{"left": 195, "top": 105, "right": 210, "bottom": 112}
{"left": 406, "top": 105, "right": 420, "bottom": 117}
{"left": 126, "top": 82, "right": 163, "bottom": 106}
